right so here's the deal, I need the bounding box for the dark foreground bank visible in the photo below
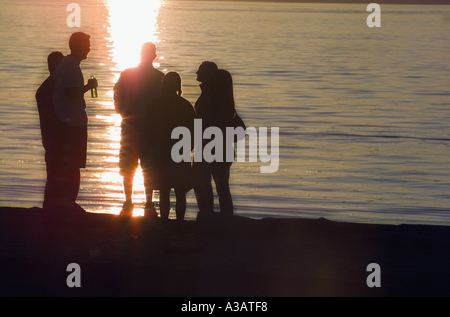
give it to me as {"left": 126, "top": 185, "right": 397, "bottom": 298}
{"left": 0, "top": 207, "right": 449, "bottom": 297}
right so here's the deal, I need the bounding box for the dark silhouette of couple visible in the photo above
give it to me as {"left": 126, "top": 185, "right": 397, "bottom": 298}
{"left": 37, "top": 35, "right": 237, "bottom": 222}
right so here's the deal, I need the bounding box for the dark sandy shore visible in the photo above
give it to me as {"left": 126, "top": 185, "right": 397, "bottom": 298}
{"left": 0, "top": 206, "right": 449, "bottom": 297}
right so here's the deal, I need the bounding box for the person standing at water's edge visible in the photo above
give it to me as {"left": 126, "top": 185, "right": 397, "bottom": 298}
{"left": 193, "top": 61, "right": 218, "bottom": 213}
{"left": 36, "top": 52, "right": 64, "bottom": 211}
{"left": 141, "top": 71, "right": 196, "bottom": 224}
{"left": 114, "top": 42, "right": 164, "bottom": 217}
{"left": 194, "top": 68, "right": 235, "bottom": 215}
{"left": 51, "top": 32, "right": 98, "bottom": 214}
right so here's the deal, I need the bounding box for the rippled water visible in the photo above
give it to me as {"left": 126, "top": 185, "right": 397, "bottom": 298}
{"left": 1, "top": 0, "right": 449, "bottom": 225}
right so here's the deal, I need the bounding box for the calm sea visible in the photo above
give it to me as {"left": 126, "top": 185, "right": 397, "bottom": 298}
{"left": 0, "top": 0, "right": 449, "bottom": 225}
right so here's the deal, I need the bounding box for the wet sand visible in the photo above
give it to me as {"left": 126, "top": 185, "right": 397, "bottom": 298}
{"left": 0, "top": 206, "right": 449, "bottom": 297}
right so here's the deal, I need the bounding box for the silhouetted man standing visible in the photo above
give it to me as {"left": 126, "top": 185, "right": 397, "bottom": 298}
{"left": 36, "top": 51, "right": 64, "bottom": 211}
{"left": 114, "top": 42, "right": 164, "bottom": 217}
{"left": 51, "top": 32, "right": 98, "bottom": 214}
{"left": 194, "top": 61, "right": 218, "bottom": 119}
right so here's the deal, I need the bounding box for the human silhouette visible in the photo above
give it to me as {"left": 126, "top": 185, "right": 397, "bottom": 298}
{"left": 194, "top": 68, "right": 235, "bottom": 214}
{"left": 114, "top": 42, "right": 164, "bottom": 217}
{"left": 192, "top": 62, "right": 217, "bottom": 212}
{"left": 141, "top": 71, "right": 195, "bottom": 224}
{"left": 194, "top": 61, "right": 218, "bottom": 119}
{"left": 36, "top": 51, "right": 64, "bottom": 211}
{"left": 50, "top": 32, "right": 98, "bottom": 214}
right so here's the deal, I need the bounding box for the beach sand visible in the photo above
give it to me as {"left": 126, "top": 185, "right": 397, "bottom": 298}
{"left": 0, "top": 206, "right": 449, "bottom": 297}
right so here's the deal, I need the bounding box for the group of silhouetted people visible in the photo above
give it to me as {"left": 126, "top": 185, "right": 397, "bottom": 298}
{"left": 36, "top": 33, "right": 239, "bottom": 223}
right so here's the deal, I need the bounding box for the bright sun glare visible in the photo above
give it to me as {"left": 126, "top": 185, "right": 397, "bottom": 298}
{"left": 107, "top": 0, "right": 161, "bottom": 77}
{"left": 100, "top": 0, "right": 162, "bottom": 216}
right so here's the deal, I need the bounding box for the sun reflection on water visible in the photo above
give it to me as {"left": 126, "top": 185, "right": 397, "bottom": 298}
{"left": 106, "top": 0, "right": 162, "bottom": 77}
{"left": 97, "top": 0, "right": 162, "bottom": 216}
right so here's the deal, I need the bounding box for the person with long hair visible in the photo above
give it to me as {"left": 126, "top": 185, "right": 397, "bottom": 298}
{"left": 194, "top": 69, "right": 235, "bottom": 214}
{"left": 141, "top": 71, "right": 195, "bottom": 224}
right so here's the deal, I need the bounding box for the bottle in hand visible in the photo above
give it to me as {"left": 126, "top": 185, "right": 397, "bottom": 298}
{"left": 91, "top": 75, "right": 98, "bottom": 98}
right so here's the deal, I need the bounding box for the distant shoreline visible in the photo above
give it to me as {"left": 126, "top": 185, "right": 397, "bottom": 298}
{"left": 170, "top": 0, "right": 450, "bottom": 5}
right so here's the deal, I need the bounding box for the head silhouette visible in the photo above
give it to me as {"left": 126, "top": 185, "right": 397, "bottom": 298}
{"left": 196, "top": 61, "right": 218, "bottom": 83}
{"left": 162, "top": 71, "right": 182, "bottom": 98}
{"left": 69, "top": 32, "right": 91, "bottom": 61}
{"left": 47, "top": 52, "right": 64, "bottom": 74}
{"left": 141, "top": 42, "right": 157, "bottom": 65}
{"left": 209, "top": 69, "right": 235, "bottom": 110}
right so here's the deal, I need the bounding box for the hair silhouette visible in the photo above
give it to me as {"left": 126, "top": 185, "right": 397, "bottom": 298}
{"left": 47, "top": 52, "right": 64, "bottom": 74}
{"left": 162, "top": 71, "right": 182, "bottom": 98}
{"left": 207, "top": 69, "right": 235, "bottom": 124}
{"left": 197, "top": 61, "right": 218, "bottom": 83}
{"left": 69, "top": 32, "right": 90, "bottom": 52}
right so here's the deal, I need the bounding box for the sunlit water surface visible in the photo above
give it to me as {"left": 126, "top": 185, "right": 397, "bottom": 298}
{"left": 0, "top": 0, "right": 449, "bottom": 225}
